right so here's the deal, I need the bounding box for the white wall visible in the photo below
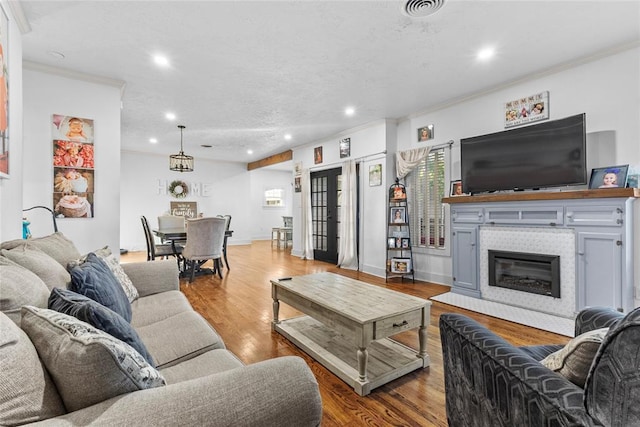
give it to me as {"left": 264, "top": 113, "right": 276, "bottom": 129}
{"left": 120, "top": 151, "right": 254, "bottom": 251}
{"left": 22, "top": 69, "right": 121, "bottom": 255}
{"left": 248, "top": 167, "right": 293, "bottom": 240}
{"left": 0, "top": 1, "right": 24, "bottom": 241}
{"left": 291, "top": 120, "right": 393, "bottom": 277}
{"left": 398, "top": 47, "right": 640, "bottom": 286}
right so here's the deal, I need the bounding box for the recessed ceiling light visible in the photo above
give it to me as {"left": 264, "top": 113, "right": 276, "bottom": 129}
{"left": 345, "top": 107, "right": 355, "bottom": 116}
{"left": 149, "top": 138, "right": 158, "bottom": 144}
{"left": 153, "top": 55, "right": 169, "bottom": 67}
{"left": 247, "top": 149, "right": 253, "bottom": 155}
{"left": 284, "top": 134, "right": 292, "bottom": 141}
{"left": 165, "top": 112, "right": 176, "bottom": 121}
{"left": 477, "top": 47, "right": 495, "bottom": 61}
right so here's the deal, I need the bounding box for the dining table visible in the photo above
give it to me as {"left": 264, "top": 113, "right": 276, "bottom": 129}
{"left": 153, "top": 227, "right": 233, "bottom": 273}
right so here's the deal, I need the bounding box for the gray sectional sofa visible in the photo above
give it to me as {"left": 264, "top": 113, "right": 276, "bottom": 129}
{"left": 1, "top": 232, "right": 322, "bottom": 426}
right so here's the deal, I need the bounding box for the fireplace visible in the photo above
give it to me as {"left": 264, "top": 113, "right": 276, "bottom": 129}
{"left": 488, "top": 250, "right": 560, "bottom": 298}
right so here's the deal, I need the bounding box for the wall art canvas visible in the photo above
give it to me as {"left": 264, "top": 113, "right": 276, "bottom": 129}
{"left": 170, "top": 201, "right": 198, "bottom": 218}
{"left": 52, "top": 115, "right": 95, "bottom": 218}
{"left": 314, "top": 146, "right": 323, "bottom": 164}
{"left": 504, "top": 91, "right": 549, "bottom": 128}
{"left": 0, "top": 4, "right": 9, "bottom": 178}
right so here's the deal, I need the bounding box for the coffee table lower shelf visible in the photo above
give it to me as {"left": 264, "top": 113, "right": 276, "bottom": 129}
{"left": 274, "top": 315, "right": 429, "bottom": 396}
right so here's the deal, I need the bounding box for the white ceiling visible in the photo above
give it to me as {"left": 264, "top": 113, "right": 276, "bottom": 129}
{"left": 19, "top": 1, "right": 640, "bottom": 166}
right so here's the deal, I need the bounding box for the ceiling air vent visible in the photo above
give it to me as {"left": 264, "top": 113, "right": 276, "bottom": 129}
{"left": 401, "top": 0, "right": 447, "bottom": 18}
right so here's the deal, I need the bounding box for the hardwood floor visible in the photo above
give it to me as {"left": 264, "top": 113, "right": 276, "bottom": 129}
{"left": 122, "top": 241, "right": 570, "bottom": 427}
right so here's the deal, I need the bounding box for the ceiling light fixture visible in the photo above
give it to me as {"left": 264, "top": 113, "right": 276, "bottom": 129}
{"left": 165, "top": 112, "right": 176, "bottom": 121}
{"left": 284, "top": 134, "right": 292, "bottom": 141}
{"left": 154, "top": 55, "right": 169, "bottom": 67}
{"left": 477, "top": 47, "right": 495, "bottom": 61}
{"left": 149, "top": 138, "right": 158, "bottom": 144}
{"left": 345, "top": 107, "right": 355, "bottom": 116}
{"left": 247, "top": 149, "right": 253, "bottom": 155}
{"left": 169, "top": 125, "right": 194, "bottom": 172}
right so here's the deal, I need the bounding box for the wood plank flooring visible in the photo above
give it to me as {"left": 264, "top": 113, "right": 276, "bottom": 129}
{"left": 122, "top": 241, "right": 570, "bottom": 427}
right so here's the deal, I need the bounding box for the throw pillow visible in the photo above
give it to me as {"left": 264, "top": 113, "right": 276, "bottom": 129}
{"left": 1, "top": 232, "right": 82, "bottom": 268}
{"left": 0, "top": 312, "right": 66, "bottom": 425}
{"left": 1, "top": 244, "right": 71, "bottom": 290}
{"left": 540, "top": 327, "right": 609, "bottom": 387}
{"left": 68, "top": 246, "right": 139, "bottom": 303}
{"left": 21, "top": 306, "right": 166, "bottom": 412}
{"left": 68, "top": 253, "right": 132, "bottom": 322}
{"left": 48, "top": 288, "right": 154, "bottom": 365}
{"left": 0, "top": 256, "right": 50, "bottom": 325}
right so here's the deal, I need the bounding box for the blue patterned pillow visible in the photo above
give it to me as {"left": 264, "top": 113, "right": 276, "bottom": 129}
{"left": 48, "top": 288, "right": 154, "bottom": 366}
{"left": 68, "top": 253, "right": 132, "bottom": 322}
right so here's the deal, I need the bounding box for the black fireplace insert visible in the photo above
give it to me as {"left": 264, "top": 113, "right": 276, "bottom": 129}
{"left": 488, "top": 250, "right": 560, "bottom": 298}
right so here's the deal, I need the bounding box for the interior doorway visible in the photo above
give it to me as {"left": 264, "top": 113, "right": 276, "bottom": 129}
{"left": 311, "top": 167, "right": 341, "bottom": 264}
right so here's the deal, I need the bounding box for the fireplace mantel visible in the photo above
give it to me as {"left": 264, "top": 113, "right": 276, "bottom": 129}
{"left": 444, "top": 188, "right": 639, "bottom": 204}
{"left": 444, "top": 188, "right": 638, "bottom": 315}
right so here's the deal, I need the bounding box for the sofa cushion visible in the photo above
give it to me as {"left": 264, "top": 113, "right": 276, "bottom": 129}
{"left": 68, "top": 253, "right": 132, "bottom": 322}
{"left": 68, "top": 246, "right": 139, "bottom": 303}
{"left": 130, "top": 290, "right": 193, "bottom": 328}
{"left": 1, "top": 244, "right": 71, "bottom": 290}
{"left": 1, "top": 232, "right": 82, "bottom": 268}
{"left": 0, "top": 312, "right": 66, "bottom": 425}
{"left": 21, "top": 306, "right": 166, "bottom": 412}
{"left": 0, "top": 256, "right": 50, "bottom": 325}
{"left": 159, "top": 349, "right": 243, "bottom": 384}
{"left": 540, "top": 327, "right": 608, "bottom": 387}
{"left": 48, "top": 288, "right": 154, "bottom": 365}
{"left": 136, "top": 311, "right": 225, "bottom": 368}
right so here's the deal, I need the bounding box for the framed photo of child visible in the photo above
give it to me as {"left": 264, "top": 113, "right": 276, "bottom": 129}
{"left": 588, "top": 165, "right": 629, "bottom": 189}
{"left": 390, "top": 207, "right": 406, "bottom": 224}
{"left": 450, "top": 180, "right": 467, "bottom": 196}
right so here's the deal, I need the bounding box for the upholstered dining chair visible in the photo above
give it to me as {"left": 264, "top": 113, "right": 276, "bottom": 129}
{"left": 157, "top": 214, "right": 187, "bottom": 245}
{"left": 182, "top": 216, "right": 226, "bottom": 283}
{"left": 140, "top": 215, "right": 183, "bottom": 262}
{"left": 216, "top": 214, "right": 232, "bottom": 270}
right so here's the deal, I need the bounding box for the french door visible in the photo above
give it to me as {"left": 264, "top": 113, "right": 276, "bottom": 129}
{"left": 311, "top": 168, "right": 341, "bottom": 264}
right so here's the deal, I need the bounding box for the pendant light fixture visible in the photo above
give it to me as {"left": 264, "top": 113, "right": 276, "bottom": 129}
{"left": 169, "top": 125, "right": 194, "bottom": 172}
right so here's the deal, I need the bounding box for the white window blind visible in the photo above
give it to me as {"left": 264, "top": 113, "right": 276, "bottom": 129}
{"left": 408, "top": 148, "right": 446, "bottom": 249}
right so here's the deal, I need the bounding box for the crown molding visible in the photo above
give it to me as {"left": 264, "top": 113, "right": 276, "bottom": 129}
{"left": 23, "top": 60, "right": 127, "bottom": 98}
{"left": 7, "top": 1, "right": 32, "bottom": 34}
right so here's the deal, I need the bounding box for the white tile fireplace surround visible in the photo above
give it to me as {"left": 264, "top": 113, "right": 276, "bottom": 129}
{"left": 479, "top": 227, "right": 575, "bottom": 318}
{"left": 447, "top": 189, "right": 638, "bottom": 316}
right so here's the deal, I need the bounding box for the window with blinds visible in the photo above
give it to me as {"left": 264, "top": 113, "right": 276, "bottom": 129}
{"left": 408, "top": 148, "right": 446, "bottom": 249}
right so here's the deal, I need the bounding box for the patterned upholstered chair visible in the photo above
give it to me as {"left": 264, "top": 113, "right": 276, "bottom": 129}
{"left": 439, "top": 306, "right": 640, "bottom": 426}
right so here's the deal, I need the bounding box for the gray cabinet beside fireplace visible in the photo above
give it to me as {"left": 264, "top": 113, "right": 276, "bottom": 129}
{"left": 446, "top": 189, "right": 638, "bottom": 314}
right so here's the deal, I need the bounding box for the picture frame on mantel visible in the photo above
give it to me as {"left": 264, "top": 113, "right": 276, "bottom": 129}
{"left": 588, "top": 165, "right": 629, "bottom": 189}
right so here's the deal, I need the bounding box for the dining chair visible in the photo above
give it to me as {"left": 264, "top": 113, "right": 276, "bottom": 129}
{"left": 217, "top": 214, "right": 232, "bottom": 270}
{"left": 140, "top": 215, "right": 183, "bottom": 262}
{"left": 158, "top": 214, "right": 187, "bottom": 245}
{"left": 182, "top": 216, "right": 226, "bottom": 283}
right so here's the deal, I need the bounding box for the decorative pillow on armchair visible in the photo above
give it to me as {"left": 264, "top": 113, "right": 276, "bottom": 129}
{"left": 21, "top": 306, "right": 166, "bottom": 412}
{"left": 540, "top": 327, "right": 609, "bottom": 387}
{"left": 48, "top": 288, "right": 154, "bottom": 365}
{"left": 68, "top": 246, "right": 139, "bottom": 303}
{"left": 68, "top": 253, "right": 132, "bottom": 322}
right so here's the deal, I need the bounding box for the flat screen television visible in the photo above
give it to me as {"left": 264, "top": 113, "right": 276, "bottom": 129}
{"left": 460, "top": 113, "right": 586, "bottom": 194}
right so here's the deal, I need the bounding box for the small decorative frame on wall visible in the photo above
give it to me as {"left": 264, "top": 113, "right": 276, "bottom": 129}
{"left": 314, "top": 146, "right": 323, "bottom": 164}
{"left": 339, "top": 137, "right": 350, "bottom": 158}
{"left": 504, "top": 91, "right": 549, "bottom": 128}
{"left": 369, "top": 164, "right": 382, "bottom": 186}
{"left": 417, "top": 125, "right": 434, "bottom": 142}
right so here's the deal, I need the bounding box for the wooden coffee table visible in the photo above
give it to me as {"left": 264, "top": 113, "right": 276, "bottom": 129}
{"left": 271, "top": 272, "right": 430, "bottom": 396}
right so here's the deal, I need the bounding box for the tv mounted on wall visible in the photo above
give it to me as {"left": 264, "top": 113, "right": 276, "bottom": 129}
{"left": 460, "top": 113, "right": 586, "bottom": 194}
